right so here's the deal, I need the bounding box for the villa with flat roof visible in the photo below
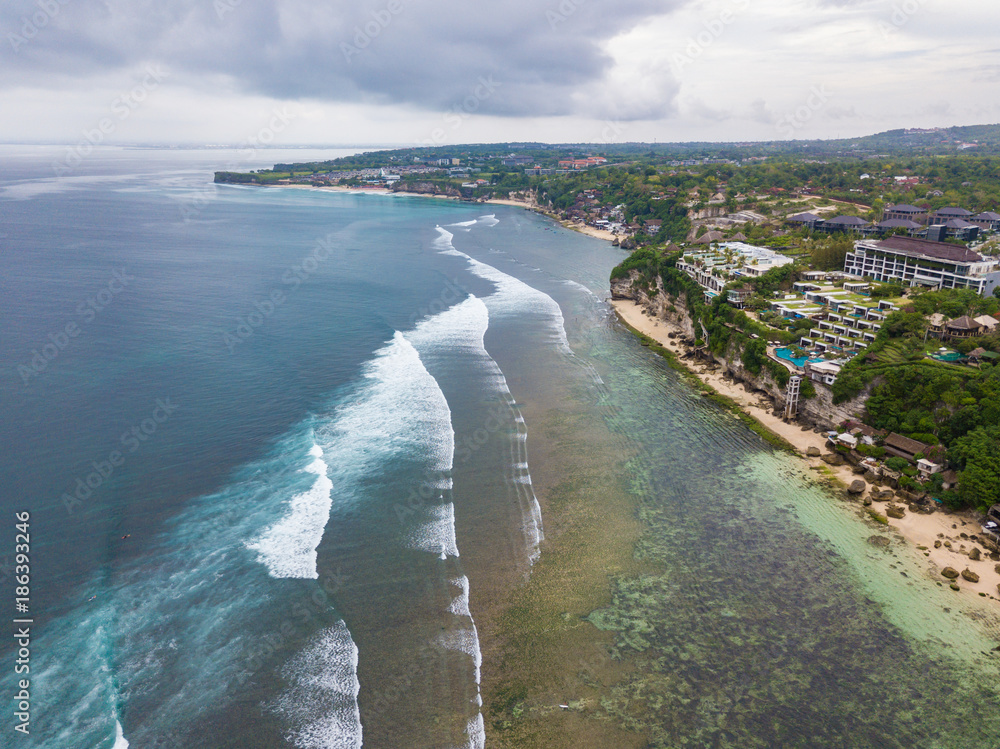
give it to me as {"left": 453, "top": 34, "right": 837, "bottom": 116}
{"left": 676, "top": 242, "right": 794, "bottom": 300}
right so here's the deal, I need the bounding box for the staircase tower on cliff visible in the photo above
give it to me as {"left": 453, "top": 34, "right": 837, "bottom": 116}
{"left": 784, "top": 376, "right": 801, "bottom": 420}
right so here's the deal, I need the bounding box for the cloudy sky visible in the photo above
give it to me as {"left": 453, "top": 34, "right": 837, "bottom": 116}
{"left": 2, "top": 0, "right": 999, "bottom": 146}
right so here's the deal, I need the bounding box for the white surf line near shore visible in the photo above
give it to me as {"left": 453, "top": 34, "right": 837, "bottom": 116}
{"left": 403, "top": 304, "right": 491, "bottom": 743}
{"left": 435, "top": 226, "right": 573, "bottom": 355}
{"left": 275, "top": 621, "right": 362, "bottom": 749}
{"left": 433, "top": 228, "right": 549, "bottom": 560}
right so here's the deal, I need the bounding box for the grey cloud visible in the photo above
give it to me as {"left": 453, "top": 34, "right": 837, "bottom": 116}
{"left": 1, "top": 0, "right": 687, "bottom": 119}
{"left": 682, "top": 97, "right": 733, "bottom": 122}
{"left": 748, "top": 98, "right": 776, "bottom": 125}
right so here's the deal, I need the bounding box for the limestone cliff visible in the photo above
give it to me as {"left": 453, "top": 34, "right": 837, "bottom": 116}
{"left": 390, "top": 181, "right": 463, "bottom": 198}
{"left": 612, "top": 270, "right": 869, "bottom": 430}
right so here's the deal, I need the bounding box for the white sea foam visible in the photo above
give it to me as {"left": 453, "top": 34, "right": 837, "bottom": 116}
{"left": 246, "top": 440, "right": 333, "bottom": 579}
{"left": 562, "top": 278, "right": 595, "bottom": 296}
{"left": 275, "top": 621, "right": 363, "bottom": 749}
{"left": 464, "top": 714, "right": 487, "bottom": 749}
{"left": 447, "top": 219, "right": 479, "bottom": 228}
{"left": 476, "top": 214, "right": 499, "bottom": 227}
{"left": 407, "top": 502, "right": 461, "bottom": 559}
{"left": 447, "top": 575, "right": 472, "bottom": 618}
{"left": 321, "top": 331, "right": 455, "bottom": 474}
{"left": 407, "top": 294, "right": 544, "bottom": 562}
{"left": 434, "top": 226, "right": 455, "bottom": 251}
{"left": 437, "top": 238, "right": 572, "bottom": 355}
{"left": 113, "top": 720, "right": 129, "bottom": 748}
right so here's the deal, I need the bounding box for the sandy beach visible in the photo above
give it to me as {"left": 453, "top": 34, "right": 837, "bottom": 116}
{"left": 611, "top": 297, "right": 1000, "bottom": 602}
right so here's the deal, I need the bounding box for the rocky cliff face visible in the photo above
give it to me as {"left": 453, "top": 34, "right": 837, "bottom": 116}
{"left": 612, "top": 270, "right": 868, "bottom": 429}
{"left": 611, "top": 272, "right": 698, "bottom": 339}
{"left": 390, "top": 182, "right": 463, "bottom": 198}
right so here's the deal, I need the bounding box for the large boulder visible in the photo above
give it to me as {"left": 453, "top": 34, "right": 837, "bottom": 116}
{"left": 864, "top": 470, "right": 879, "bottom": 483}
{"left": 853, "top": 464, "right": 867, "bottom": 475}
{"left": 961, "top": 569, "right": 980, "bottom": 583}
{"left": 848, "top": 480, "right": 867, "bottom": 495}
{"left": 806, "top": 446, "right": 821, "bottom": 457}
{"left": 886, "top": 505, "right": 906, "bottom": 519}
{"left": 941, "top": 567, "right": 960, "bottom": 580}
{"left": 969, "top": 547, "right": 982, "bottom": 561}
{"left": 822, "top": 452, "right": 846, "bottom": 467}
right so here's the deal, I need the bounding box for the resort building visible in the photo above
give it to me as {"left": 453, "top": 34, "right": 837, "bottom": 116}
{"left": 816, "top": 215, "right": 870, "bottom": 234}
{"left": 676, "top": 242, "right": 794, "bottom": 302}
{"left": 804, "top": 359, "right": 843, "bottom": 386}
{"left": 882, "top": 204, "right": 928, "bottom": 224}
{"left": 780, "top": 282, "right": 895, "bottom": 354}
{"left": 874, "top": 218, "right": 922, "bottom": 236}
{"left": 883, "top": 433, "right": 933, "bottom": 463}
{"left": 971, "top": 212, "right": 1000, "bottom": 232}
{"left": 930, "top": 207, "right": 974, "bottom": 224}
{"left": 844, "top": 236, "right": 1000, "bottom": 295}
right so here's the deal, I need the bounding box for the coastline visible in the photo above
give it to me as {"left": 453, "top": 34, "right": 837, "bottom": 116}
{"left": 610, "top": 297, "right": 1000, "bottom": 603}
{"left": 232, "top": 182, "right": 620, "bottom": 242}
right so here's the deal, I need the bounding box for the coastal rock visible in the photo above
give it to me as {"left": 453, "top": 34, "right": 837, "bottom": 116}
{"left": 821, "top": 452, "right": 845, "bottom": 466}
{"left": 848, "top": 480, "right": 866, "bottom": 495}
{"left": 867, "top": 535, "right": 890, "bottom": 549}
{"left": 995, "top": 564, "right": 1000, "bottom": 575}
{"left": 806, "top": 446, "right": 821, "bottom": 457}
{"left": 961, "top": 569, "right": 980, "bottom": 583}
{"left": 886, "top": 505, "right": 906, "bottom": 519}
{"left": 969, "top": 547, "right": 982, "bottom": 561}
{"left": 941, "top": 567, "right": 960, "bottom": 579}
{"left": 864, "top": 470, "right": 879, "bottom": 483}
{"left": 863, "top": 496, "right": 872, "bottom": 506}
{"left": 852, "top": 464, "right": 866, "bottom": 475}
{"left": 934, "top": 540, "right": 942, "bottom": 549}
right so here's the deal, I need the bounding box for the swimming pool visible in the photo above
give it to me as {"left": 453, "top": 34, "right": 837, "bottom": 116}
{"left": 774, "top": 347, "right": 825, "bottom": 368}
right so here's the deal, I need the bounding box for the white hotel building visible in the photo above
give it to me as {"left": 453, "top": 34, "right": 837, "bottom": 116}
{"left": 844, "top": 236, "right": 1000, "bottom": 296}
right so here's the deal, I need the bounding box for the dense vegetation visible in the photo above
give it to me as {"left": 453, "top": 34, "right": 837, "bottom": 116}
{"left": 827, "top": 289, "right": 1000, "bottom": 510}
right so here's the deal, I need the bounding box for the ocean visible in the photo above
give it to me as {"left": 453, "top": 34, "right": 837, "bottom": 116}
{"left": 1, "top": 146, "right": 999, "bottom": 749}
